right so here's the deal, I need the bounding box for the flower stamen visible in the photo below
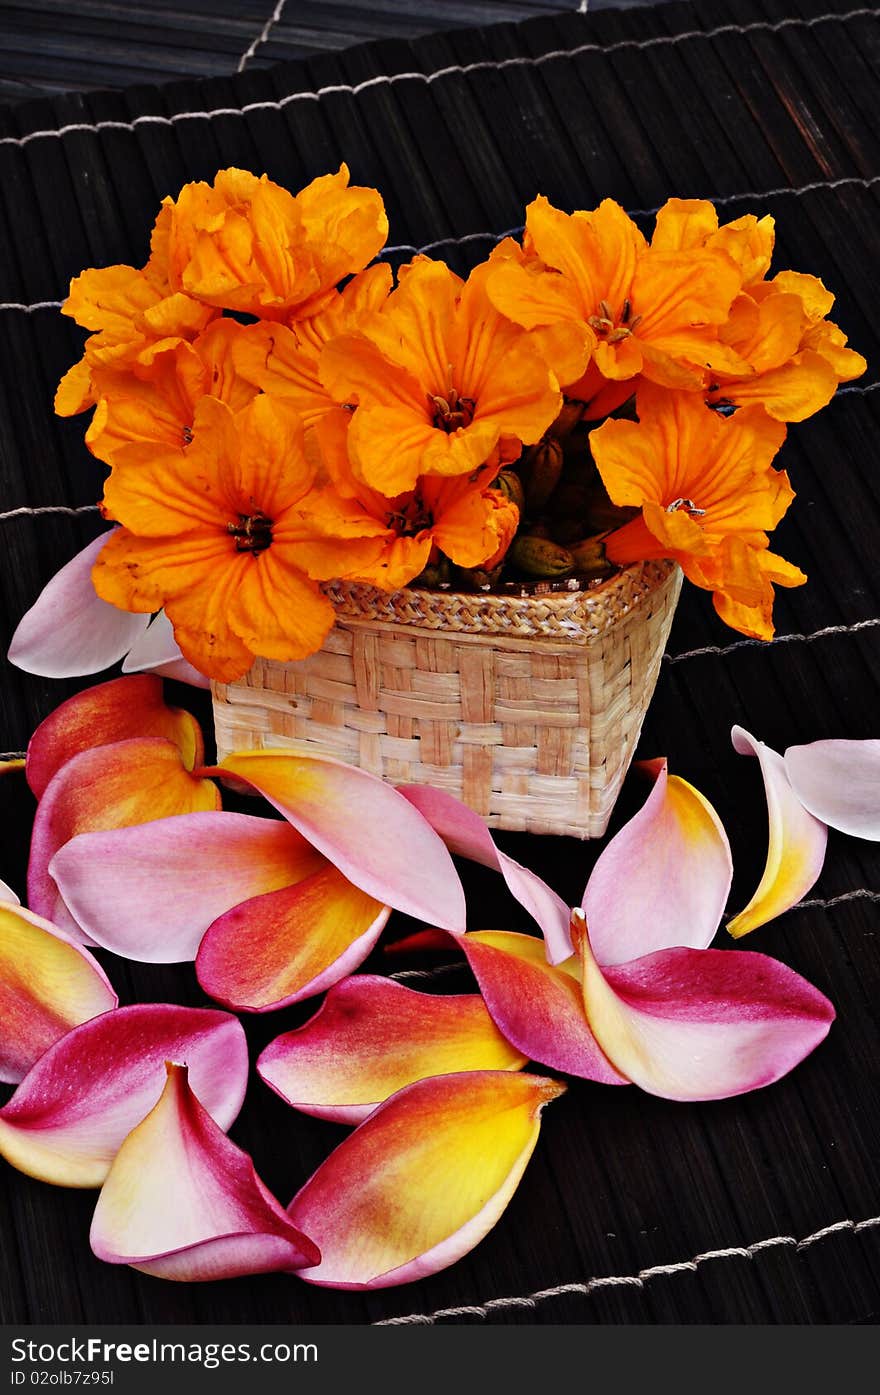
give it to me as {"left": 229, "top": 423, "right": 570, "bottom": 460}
{"left": 666, "top": 497, "right": 706, "bottom": 517}
{"left": 227, "top": 512, "right": 274, "bottom": 553}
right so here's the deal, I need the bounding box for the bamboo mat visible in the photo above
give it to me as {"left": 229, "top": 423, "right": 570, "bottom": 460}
{"left": 0, "top": 0, "right": 879, "bottom": 1326}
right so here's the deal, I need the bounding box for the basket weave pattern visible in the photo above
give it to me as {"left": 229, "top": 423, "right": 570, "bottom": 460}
{"left": 212, "top": 560, "right": 682, "bottom": 838}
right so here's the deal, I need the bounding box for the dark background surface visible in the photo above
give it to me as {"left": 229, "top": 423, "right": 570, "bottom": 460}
{"left": 0, "top": 0, "right": 879, "bottom": 1326}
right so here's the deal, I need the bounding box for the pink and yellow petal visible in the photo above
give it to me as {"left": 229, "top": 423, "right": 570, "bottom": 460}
{"left": 0, "top": 903, "right": 117, "bottom": 1084}
{"left": 214, "top": 750, "right": 466, "bottom": 932}
{"left": 28, "top": 737, "right": 220, "bottom": 936}
{"left": 583, "top": 761, "right": 732, "bottom": 965}
{"left": 91, "top": 1065, "right": 319, "bottom": 1280}
{"left": 459, "top": 931, "right": 627, "bottom": 1085}
{"left": 196, "top": 867, "right": 390, "bottom": 1012}
{"left": 49, "top": 811, "right": 323, "bottom": 963}
{"left": 0, "top": 1004, "right": 246, "bottom": 1187}
{"left": 26, "top": 673, "right": 204, "bottom": 799}
{"left": 399, "top": 785, "right": 572, "bottom": 962}
{"left": 575, "top": 915, "right": 834, "bottom": 1101}
{"left": 287, "top": 1071, "right": 564, "bottom": 1288}
{"left": 258, "top": 975, "right": 526, "bottom": 1123}
{"left": 727, "top": 727, "right": 828, "bottom": 937}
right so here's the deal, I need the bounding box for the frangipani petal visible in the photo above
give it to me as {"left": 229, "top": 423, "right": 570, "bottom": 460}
{"left": 458, "top": 931, "right": 627, "bottom": 1085}
{"left": 91, "top": 1065, "right": 319, "bottom": 1280}
{"left": 28, "top": 737, "right": 221, "bottom": 937}
{"left": 399, "top": 785, "right": 572, "bottom": 962}
{"left": 784, "top": 739, "right": 880, "bottom": 841}
{"left": 287, "top": 1071, "right": 565, "bottom": 1288}
{"left": 727, "top": 727, "right": 828, "bottom": 937}
{"left": 196, "top": 869, "right": 390, "bottom": 1012}
{"left": 26, "top": 674, "right": 204, "bottom": 799}
{"left": 122, "top": 611, "right": 211, "bottom": 689}
{"left": 258, "top": 976, "right": 526, "bottom": 1123}
{"left": 50, "top": 812, "right": 323, "bottom": 963}
{"left": 0, "top": 1004, "right": 247, "bottom": 1187}
{"left": 8, "top": 533, "right": 149, "bottom": 679}
{"left": 215, "top": 751, "right": 465, "bottom": 932}
{"left": 583, "top": 761, "right": 733, "bottom": 964}
{"left": 574, "top": 914, "right": 834, "bottom": 1101}
{"left": 0, "top": 903, "right": 117, "bottom": 1084}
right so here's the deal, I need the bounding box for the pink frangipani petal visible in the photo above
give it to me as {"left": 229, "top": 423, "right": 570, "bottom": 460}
{"left": 727, "top": 727, "right": 828, "bottom": 937}
{"left": 0, "top": 1004, "right": 247, "bottom": 1186}
{"left": 287, "top": 1071, "right": 564, "bottom": 1289}
{"left": 91, "top": 1065, "right": 319, "bottom": 1280}
{"left": 122, "top": 611, "right": 211, "bottom": 689}
{"left": 8, "top": 532, "right": 149, "bottom": 679}
{"left": 399, "top": 785, "right": 572, "bottom": 962}
{"left": 50, "top": 812, "right": 324, "bottom": 963}
{"left": 784, "top": 738, "right": 880, "bottom": 841}
{"left": 574, "top": 914, "right": 835, "bottom": 1101}
{"left": 215, "top": 750, "right": 466, "bottom": 932}
{"left": 0, "top": 903, "right": 117, "bottom": 1084}
{"left": 258, "top": 976, "right": 526, "bottom": 1123}
{"left": 583, "top": 760, "right": 733, "bottom": 965}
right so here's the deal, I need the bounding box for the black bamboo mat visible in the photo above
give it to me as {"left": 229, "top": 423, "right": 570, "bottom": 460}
{"left": 1, "top": 0, "right": 879, "bottom": 1326}
{"left": 0, "top": 1, "right": 668, "bottom": 104}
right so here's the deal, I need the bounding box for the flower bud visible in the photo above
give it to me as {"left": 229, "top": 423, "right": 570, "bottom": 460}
{"left": 509, "top": 536, "right": 574, "bottom": 578}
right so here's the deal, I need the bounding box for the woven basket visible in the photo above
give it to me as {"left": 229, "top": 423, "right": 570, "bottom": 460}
{"left": 211, "top": 559, "right": 682, "bottom": 839}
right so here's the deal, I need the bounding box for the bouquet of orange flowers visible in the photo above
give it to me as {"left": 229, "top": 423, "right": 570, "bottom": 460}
{"left": 49, "top": 165, "right": 864, "bottom": 683}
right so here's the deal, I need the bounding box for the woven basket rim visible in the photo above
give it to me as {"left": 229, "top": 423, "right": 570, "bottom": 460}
{"left": 320, "top": 558, "right": 679, "bottom": 643}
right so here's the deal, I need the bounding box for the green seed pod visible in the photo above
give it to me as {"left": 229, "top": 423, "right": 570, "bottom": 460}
{"left": 521, "top": 436, "right": 564, "bottom": 512}
{"left": 568, "top": 538, "right": 613, "bottom": 579}
{"left": 492, "top": 469, "right": 526, "bottom": 513}
{"left": 509, "top": 535, "right": 574, "bottom": 578}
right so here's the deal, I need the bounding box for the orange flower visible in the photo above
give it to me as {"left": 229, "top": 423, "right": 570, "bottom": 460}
{"left": 318, "top": 256, "right": 562, "bottom": 496}
{"left": 91, "top": 396, "right": 378, "bottom": 681}
{"left": 591, "top": 385, "right": 803, "bottom": 637}
{"left": 84, "top": 320, "right": 257, "bottom": 466}
{"left": 651, "top": 201, "right": 866, "bottom": 419}
{"left": 231, "top": 263, "right": 392, "bottom": 432}
{"left": 486, "top": 196, "right": 747, "bottom": 396}
{"left": 164, "top": 166, "right": 388, "bottom": 321}
{"left": 298, "top": 427, "right": 521, "bottom": 591}
{"left": 56, "top": 206, "right": 216, "bottom": 418}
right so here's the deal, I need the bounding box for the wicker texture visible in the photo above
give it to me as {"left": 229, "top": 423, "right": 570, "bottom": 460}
{"left": 212, "top": 560, "right": 682, "bottom": 838}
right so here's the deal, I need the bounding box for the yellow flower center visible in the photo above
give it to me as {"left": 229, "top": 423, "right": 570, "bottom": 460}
{"left": 428, "top": 364, "right": 476, "bottom": 432}
{"left": 587, "top": 297, "right": 642, "bottom": 343}
{"left": 228, "top": 512, "right": 274, "bottom": 553}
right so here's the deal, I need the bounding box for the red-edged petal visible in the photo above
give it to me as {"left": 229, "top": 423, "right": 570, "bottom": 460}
{"left": 8, "top": 532, "right": 149, "bottom": 679}
{"left": 214, "top": 750, "right": 465, "bottom": 931}
{"left": 26, "top": 674, "right": 205, "bottom": 798}
{"left": 50, "top": 811, "right": 323, "bottom": 963}
{"left": 196, "top": 869, "right": 390, "bottom": 1012}
{"left": 727, "top": 727, "right": 828, "bottom": 937}
{"left": 28, "top": 736, "right": 221, "bottom": 937}
{"left": 90, "top": 1065, "right": 319, "bottom": 1280}
{"left": 574, "top": 913, "right": 834, "bottom": 1101}
{"left": 258, "top": 976, "right": 526, "bottom": 1123}
{"left": 287, "top": 1071, "right": 565, "bottom": 1289}
{"left": 457, "top": 930, "right": 627, "bottom": 1085}
{"left": 0, "top": 1004, "right": 247, "bottom": 1187}
{"left": 399, "top": 785, "right": 572, "bottom": 962}
{"left": 784, "top": 738, "right": 880, "bottom": 841}
{"left": 0, "top": 902, "right": 117, "bottom": 1084}
{"left": 583, "top": 760, "right": 732, "bottom": 965}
